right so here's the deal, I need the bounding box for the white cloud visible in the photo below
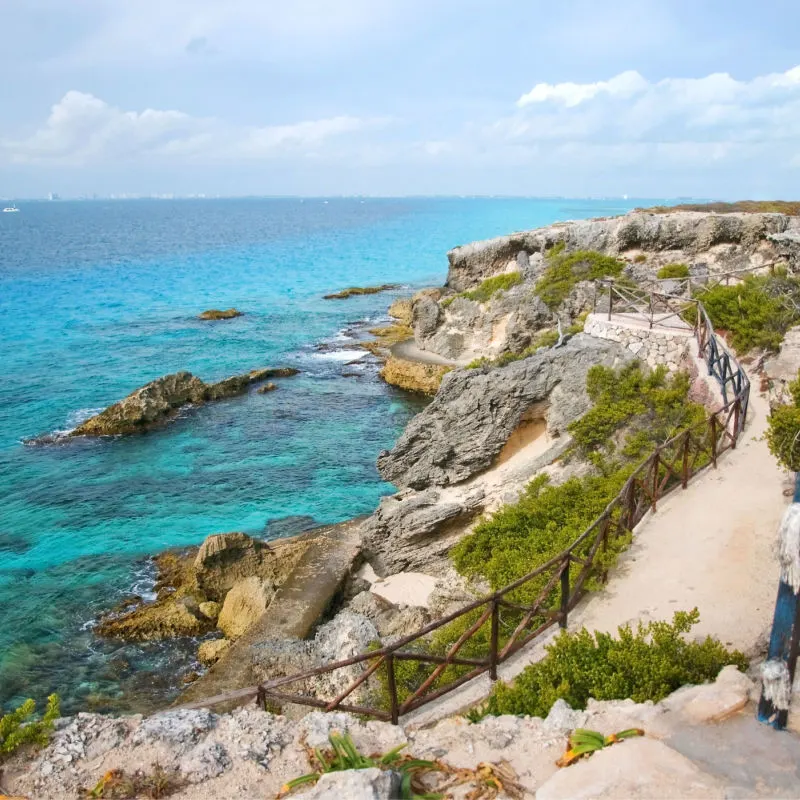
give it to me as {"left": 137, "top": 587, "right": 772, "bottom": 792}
{"left": 2, "top": 92, "right": 385, "bottom": 165}
{"left": 517, "top": 70, "right": 648, "bottom": 108}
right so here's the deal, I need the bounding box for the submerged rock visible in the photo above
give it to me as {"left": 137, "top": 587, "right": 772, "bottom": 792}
{"left": 69, "top": 367, "right": 298, "bottom": 436}
{"left": 199, "top": 308, "right": 243, "bottom": 320}
{"left": 323, "top": 284, "right": 400, "bottom": 300}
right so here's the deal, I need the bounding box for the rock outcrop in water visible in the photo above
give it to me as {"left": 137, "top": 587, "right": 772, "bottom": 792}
{"left": 70, "top": 368, "right": 298, "bottom": 436}
{"left": 199, "top": 308, "right": 243, "bottom": 320}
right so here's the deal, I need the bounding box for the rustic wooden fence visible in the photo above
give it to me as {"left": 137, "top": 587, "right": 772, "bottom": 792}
{"left": 180, "top": 289, "right": 750, "bottom": 723}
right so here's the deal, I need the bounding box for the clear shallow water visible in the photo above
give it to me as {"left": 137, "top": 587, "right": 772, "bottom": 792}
{"left": 0, "top": 196, "right": 655, "bottom": 713}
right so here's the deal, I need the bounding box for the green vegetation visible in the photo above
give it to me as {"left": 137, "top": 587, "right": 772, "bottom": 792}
{"left": 469, "top": 609, "right": 747, "bottom": 720}
{"left": 633, "top": 254, "right": 648, "bottom": 263}
{"left": 766, "top": 370, "right": 800, "bottom": 471}
{"left": 376, "top": 364, "right": 708, "bottom": 709}
{"left": 640, "top": 200, "right": 800, "bottom": 215}
{"left": 279, "top": 733, "right": 442, "bottom": 799}
{"left": 555, "top": 728, "right": 645, "bottom": 768}
{"left": 535, "top": 246, "right": 625, "bottom": 309}
{"left": 466, "top": 315, "right": 588, "bottom": 369}
{"left": 443, "top": 272, "right": 524, "bottom": 309}
{"left": 0, "top": 694, "right": 60, "bottom": 758}
{"left": 657, "top": 263, "right": 690, "bottom": 279}
{"left": 693, "top": 274, "right": 800, "bottom": 352}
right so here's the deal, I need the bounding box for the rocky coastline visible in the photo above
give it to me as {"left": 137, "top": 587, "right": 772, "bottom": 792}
{"left": 7, "top": 205, "right": 800, "bottom": 798}
{"left": 82, "top": 207, "right": 800, "bottom": 714}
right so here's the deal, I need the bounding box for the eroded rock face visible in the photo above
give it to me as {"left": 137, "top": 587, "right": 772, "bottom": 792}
{"left": 379, "top": 357, "right": 450, "bottom": 395}
{"left": 71, "top": 368, "right": 297, "bottom": 436}
{"left": 362, "top": 487, "right": 486, "bottom": 573}
{"left": 217, "top": 577, "right": 273, "bottom": 640}
{"left": 194, "top": 532, "right": 286, "bottom": 602}
{"left": 446, "top": 211, "right": 799, "bottom": 292}
{"left": 377, "top": 335, "right": 631, "bottom": 490}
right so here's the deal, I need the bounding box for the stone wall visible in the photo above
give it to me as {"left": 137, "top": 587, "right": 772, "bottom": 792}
{"left": 584, "top": 313, "right": 693, "bottom": 371}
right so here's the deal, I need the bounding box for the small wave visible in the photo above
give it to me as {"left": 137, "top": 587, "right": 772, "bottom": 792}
{"left": 313, "top": 349, "right": 368, "bottom": 362}
{"left": 65, "top": 407, "right": 105, "bottom": 428}
{"left": 23, "top": 406, "right": 107, "bottom": 445}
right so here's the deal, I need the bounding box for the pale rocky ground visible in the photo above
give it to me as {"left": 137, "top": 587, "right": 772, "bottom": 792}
{"left": 6, "top": 666, "right": 800, "bottom": 799}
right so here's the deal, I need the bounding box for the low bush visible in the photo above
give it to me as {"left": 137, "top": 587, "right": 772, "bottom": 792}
{"left": 535, "top": 248, "right": 625, "bottom": 309}
{"left": 0, "top": 694, "right": 60, "bottom": 757}
{"left": 766, "top": 370, "right": 800, "bottom": 471}
{"left": 463, "top": 271, "right": 523, "bottom": 303}
{"left": 633, "top": 254, "right": 647, "bottom": 263}
{"left": 693, "top": 274, "right": 800, "bottom": 353}
{"left": 657, "top": 263, "right": 690, "bottom": 279}
{"left": 470, "top": 609, "right": 747, "bottom": 719}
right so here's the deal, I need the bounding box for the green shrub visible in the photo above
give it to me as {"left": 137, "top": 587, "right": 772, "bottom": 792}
{"left": 0, "top": 694, "right": 60, "bottom": 757}
{"left": 633, "top": 254, "right": 648, "bottom": 263}
{"left": 766, "top": 370, "right": 800, "bottom": 471}
{"left": 462, "top": 271, "right": 523, "bottom": 303}
{"left": 535, "top": 249, "right": 625, "bottom": 309}
{"left": 471, "top": 609, "right": 747, "bottom": 719}
{"left": 694, "top": 275, "right": 800, "bottom": 353}
{"left": 657, "top": 263, "right": 690, "bottom": 279}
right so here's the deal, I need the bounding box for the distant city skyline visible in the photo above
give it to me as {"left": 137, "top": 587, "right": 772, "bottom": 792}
{"left": 2, "top": 0, "right": 800, "bottom": 198}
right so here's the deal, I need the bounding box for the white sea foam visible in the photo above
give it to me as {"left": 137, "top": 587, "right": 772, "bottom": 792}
{"left": 313, "top": 349, "right": 368, "bottom": 361}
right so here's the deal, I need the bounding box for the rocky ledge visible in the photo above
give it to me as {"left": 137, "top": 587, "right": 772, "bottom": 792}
{"left": 70, "top": 367, "right": 298, "bottom": 436}
{"left": 198, "top": 308, "right": 243, "bottom": 320}
{"left": 323, "top": 284, "right": 400, "bottom": 300}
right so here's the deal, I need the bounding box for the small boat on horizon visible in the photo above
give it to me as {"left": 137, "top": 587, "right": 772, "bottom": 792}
{"left": 2, "top": 204, "right": 20, "bottom": 213}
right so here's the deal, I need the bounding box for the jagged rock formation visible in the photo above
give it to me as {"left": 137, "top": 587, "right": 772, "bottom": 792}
{"left": 95, "top": 532, "right": 309, "bottom": 642}
{"left": 378, "top": 356, "right": 450, "bottom": 395}
{"left": 377, "top": 335, "right": 630, "bottom": 490}
{"left": 410, "top": 211, "right": 800, "bottom": 364}
{"left": 70, "top": 367, "right": 298, "bottom": 436}
{"left": 446, "top": 211, "right": 800, "bottom": 292}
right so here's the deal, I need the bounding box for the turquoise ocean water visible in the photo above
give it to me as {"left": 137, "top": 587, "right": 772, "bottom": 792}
{"left": 0, "top": 197, "right": 655, "bottom": 713}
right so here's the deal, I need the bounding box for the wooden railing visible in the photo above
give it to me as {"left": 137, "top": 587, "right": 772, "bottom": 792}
{"left": 179, "top": 290, "right": 750, "bottom": 723}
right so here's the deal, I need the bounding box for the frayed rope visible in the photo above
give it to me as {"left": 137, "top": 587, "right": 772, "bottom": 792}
{"left": 761, "top": 659, "right": 792, "bottom": 711}
{"left": 778, "top": 503, "right": 800, "bottom": 594}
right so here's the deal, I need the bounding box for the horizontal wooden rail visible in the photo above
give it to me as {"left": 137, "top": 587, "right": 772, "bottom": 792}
{"left": 176, "top": 285, "right": 751, "bottom": 723}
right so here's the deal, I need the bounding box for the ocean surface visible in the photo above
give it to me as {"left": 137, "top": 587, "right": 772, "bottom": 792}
{"left": 0, "top": 196, "right": 657, "bottom": 713}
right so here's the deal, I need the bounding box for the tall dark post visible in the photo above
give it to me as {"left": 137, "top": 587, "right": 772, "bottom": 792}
{"left": 758, "top": 475, "right": 800, "bottom": 729}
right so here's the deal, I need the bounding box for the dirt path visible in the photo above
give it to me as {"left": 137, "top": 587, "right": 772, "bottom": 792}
{"left": 390, "top": 339, "right": 460, "bottom": 366}
{"left": 575, "top": 385, "right": 785, "bottom": 654}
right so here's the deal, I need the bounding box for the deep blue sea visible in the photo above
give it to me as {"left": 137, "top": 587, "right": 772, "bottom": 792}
{"left": 0, "top": 196, "right": 656, "bottom": 713}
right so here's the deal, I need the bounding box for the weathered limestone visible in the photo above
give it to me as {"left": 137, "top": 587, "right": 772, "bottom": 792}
{"left": 71, "top": 368, "right": 298, "bottom": 436}
{"left": 377, "top": 335, "right": 631, "bottom": 490}
{"left": 217, "top": 577, "right": 273, "bottom": 640}
{"left": 446, "top": 211, "right": 799, "bottom": 292}
{"left": 198, "top": 639, "right": 231, "bottom": 665}
{"left": 583, "top": 313, "right": 693, "bottom": 371}
{"left": 379, "top": 357, "right": 450, "bottom": 395}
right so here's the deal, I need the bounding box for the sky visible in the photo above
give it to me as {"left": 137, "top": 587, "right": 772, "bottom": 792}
{"left": 1, "top": 0, "right": 800, "bottom": 198}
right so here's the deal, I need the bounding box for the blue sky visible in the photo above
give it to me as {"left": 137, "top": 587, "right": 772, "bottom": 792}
{"left": 2, "top": 0, "right": 800, "bottom": 198}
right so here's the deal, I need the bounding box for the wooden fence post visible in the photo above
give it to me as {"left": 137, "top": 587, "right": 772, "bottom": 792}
{"left": 385, "top": 653, "right": 399, "bottom": 725}
{"left": 489, "top": 597, "right": 500, "bottom": 680}
{"left": 681, "top": 430, "right": 691, "bottom": 488}
{"left": 710, "top": 415, "right": 718, "bottom": 468}
{"left": 651, "top": 451, "right": 660, "bottom": 512}
{"left": 732, "top": 399, "right": 740, "bottom": 448}
{"left": 560, "top": 559, "right": 570, "bottom": 628}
